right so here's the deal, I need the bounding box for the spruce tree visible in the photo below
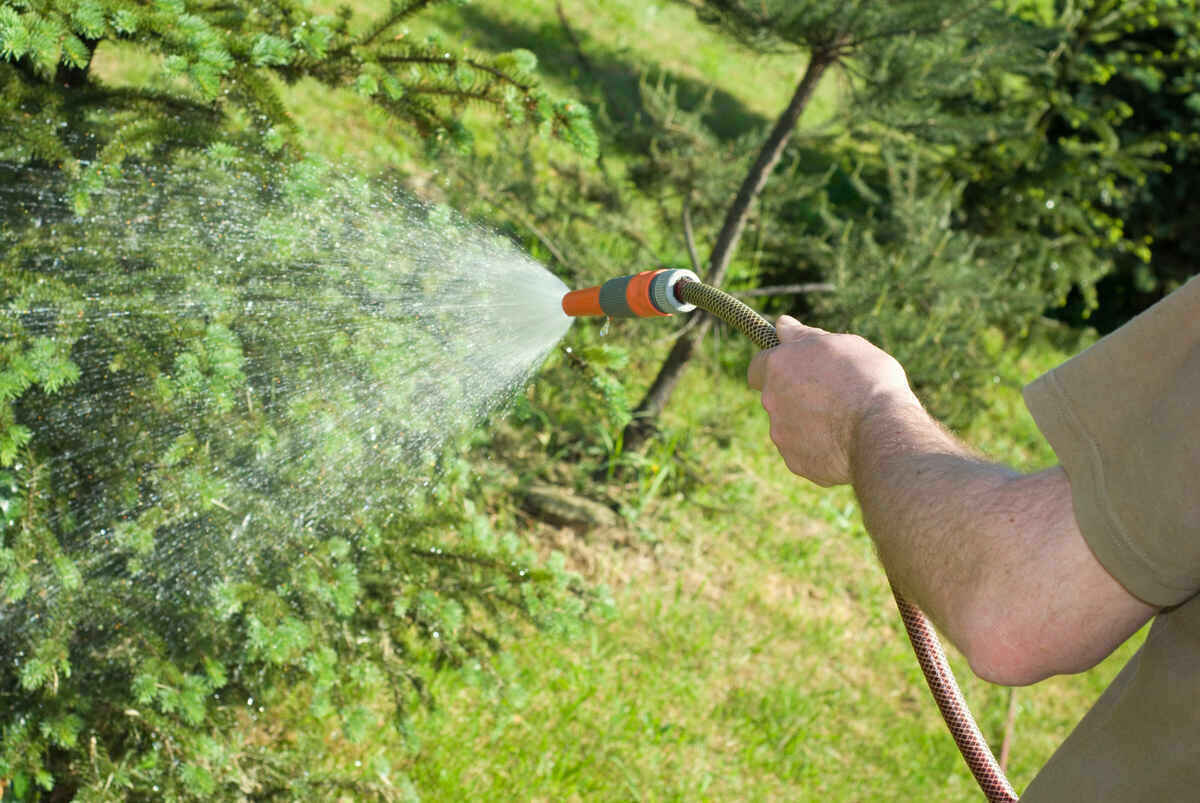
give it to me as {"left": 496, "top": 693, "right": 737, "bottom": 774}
{"left": 954, "top": 0, "right": 1200, "bottom": 332}
{"left": 438, "top": 0, "right": 1080, "bottom": 452}
{"left": 606, "top": 0, "right": 1057, "bottom": 449}
{"left": 0, "top": 1, "right": 599, "bottom": 798}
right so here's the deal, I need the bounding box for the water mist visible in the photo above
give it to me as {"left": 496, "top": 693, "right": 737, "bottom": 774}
{"left": 0, "top": 158, "right": 572, "bottom": 641}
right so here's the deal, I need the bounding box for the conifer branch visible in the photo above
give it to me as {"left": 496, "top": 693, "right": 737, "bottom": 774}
{"left": 407, "top": 545, "right": 544, "bottom": 584}
{"left": 404, "top": 86, "right": 504, "bottom": 104}
{"left": 843, "top": 0, "right": 995, "bottom": 50}
{"left": 374, "top": 53, "right": 535, "bottom": 92}
{"left": 357, "top": 0, "right": 444, "bottom": 48}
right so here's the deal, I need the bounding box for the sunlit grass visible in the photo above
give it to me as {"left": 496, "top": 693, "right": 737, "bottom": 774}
{"left": 439, "top": 0, "right": 838, "bottom": 126}
{"left": 399, "top": 327, "right": 1143, "bottom": 801}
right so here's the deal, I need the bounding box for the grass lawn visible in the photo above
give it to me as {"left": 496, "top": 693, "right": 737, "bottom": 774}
{"left": 398, "top": 329, "right": 1145, "bottom": 801}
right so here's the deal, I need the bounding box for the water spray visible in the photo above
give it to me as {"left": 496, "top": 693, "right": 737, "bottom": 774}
{"left": 562, "top": 271, "right": 1018, "bottom": 803}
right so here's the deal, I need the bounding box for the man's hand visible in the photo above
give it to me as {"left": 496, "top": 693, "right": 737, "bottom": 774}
{"left": 746, "top": 315, "right": 1157, "bottom": 685}
{"left": 747, "top": 315, "right": 921, "bottom": 486}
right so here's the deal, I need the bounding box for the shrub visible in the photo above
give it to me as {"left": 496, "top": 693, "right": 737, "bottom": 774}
{"left": 1, "top": 0, "right": 598, "bottom": 797}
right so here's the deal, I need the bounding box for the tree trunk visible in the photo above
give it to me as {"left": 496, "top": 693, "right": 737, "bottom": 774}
{"left": 621, "top": 52, "right": 834, "bottom": 453}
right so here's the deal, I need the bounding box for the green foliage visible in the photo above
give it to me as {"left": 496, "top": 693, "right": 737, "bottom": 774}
{"left": 808, "top": 150, "right": 1050, "bottom": 423}
{"left": 2, "top": 0, "right": 1196, "bottom": 797}
{"left": 0, "top": 0, "right": 596, "bottom": 191}
{"left": 606, "top": 0, "right": 1193, "bottom": 428}
{"left": 0, "top": 0, "right": 600, "bottom": 797}
{"left": 1049, "top": 0, "right": 1200, "bottom": 326}
{"left": 443, "top": 0, "right": 1088, "bottom": 434}
{"left": 953, "top": 0, "right": 1200, "bottom": 330}
{"left": 0, "top": 159, "right": 600, "bottom": 798}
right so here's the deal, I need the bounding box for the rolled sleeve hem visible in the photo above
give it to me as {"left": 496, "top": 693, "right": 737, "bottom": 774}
{"left": 1023, "top": 371, "right": 1192, "bottom": 608}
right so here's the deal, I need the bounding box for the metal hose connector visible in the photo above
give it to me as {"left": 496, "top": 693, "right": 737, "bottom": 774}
{"left": 673, "top": 277, "right": 1018, "bottom": 803}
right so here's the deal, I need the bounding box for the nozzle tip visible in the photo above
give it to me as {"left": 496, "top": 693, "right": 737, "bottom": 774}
{"left": 562, "top": 286, "right": 603, "bottom": 317}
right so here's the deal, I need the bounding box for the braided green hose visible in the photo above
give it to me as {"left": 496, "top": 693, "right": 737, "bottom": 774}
{"left": 673, "top": 278, "right": 1018, "bottom": 803}
{"left": 673, "top": 280, "right": 780, "bottom": 350}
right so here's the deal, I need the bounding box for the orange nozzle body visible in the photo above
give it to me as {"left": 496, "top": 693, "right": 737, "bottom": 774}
{"left": 561, "top": 269, "right": 700, "bottom": 318}
{"left": 561, "top": 285, "right": 603, "bottom": 317}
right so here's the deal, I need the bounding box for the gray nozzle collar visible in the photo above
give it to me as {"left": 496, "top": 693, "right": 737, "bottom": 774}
{"left": 651, "top": 269, "right": 700, "bottom": 314}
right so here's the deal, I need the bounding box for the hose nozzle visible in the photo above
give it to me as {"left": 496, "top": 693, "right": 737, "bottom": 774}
{"left": 562, "top": 269, "right": 700, "bottom": 318}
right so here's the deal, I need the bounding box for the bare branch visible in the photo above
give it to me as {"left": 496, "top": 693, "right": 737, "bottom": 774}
{"left": 681, "top": 198, "right": 702, "bottom": 274}
{"left": 1000, "top": 688, "right": 1019, "bottom": 774}
{"left": 733, "top": 282, "right": 836, "bottom": 297}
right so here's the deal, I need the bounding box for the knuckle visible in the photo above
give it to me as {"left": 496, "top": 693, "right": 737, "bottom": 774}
{"left": 839, "top": 333, "right": 868, "bottom": 355}
{"left": 783, "top": 454, "right": 808, "bottom": 479}
{"left": 768, "top": 421, "right": 786, "bottom": 448}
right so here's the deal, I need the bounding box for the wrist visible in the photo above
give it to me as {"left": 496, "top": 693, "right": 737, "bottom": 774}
{"left": 848, "top": 389, "right": 935, "bottom": 482}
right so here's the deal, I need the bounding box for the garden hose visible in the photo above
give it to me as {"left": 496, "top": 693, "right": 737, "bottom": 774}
{"left": 562, "top": 271, "right": 1019, "bottom": 803}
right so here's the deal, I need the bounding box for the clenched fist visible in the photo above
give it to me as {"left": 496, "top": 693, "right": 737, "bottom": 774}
{"left": 746, "top": 315, "right": 922, "bottom": 486}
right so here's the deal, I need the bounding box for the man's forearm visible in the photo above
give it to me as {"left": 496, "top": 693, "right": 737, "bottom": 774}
{"left": 849, "top": 399, "right": 1156, "bottom": 686}
{"left": 746, "top": 317, "right": 1156, "bottom": 684}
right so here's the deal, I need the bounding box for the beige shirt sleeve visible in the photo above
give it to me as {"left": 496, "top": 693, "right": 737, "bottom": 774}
{"left": 1023, "top": 274, "right": 1200, "bottom": 607}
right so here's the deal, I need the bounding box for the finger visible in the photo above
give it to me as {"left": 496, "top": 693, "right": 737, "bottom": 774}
{"left": 747, "top": 349, "right": 767, "bottom": 391}
{"left": 775, "top": 315, "right": 825, "bottom": 342}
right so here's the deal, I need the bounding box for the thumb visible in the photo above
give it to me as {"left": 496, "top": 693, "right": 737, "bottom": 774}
{"left": 749, "top": 316, "right": 824, "bottom": 390}
{"left": 776, "top": 314, "right": 825, "bottom": 342}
